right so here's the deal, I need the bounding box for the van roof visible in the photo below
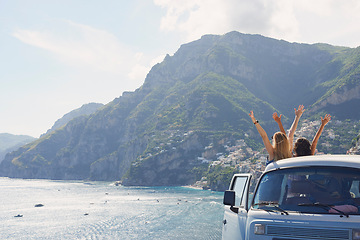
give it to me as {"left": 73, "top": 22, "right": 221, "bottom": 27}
{"left": 265, "top": 154, "right": 360, "bottom": 172}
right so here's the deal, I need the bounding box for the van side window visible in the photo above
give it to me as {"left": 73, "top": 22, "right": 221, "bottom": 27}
{"left": 232, "top": 176, "right": 248, "bottom": 207}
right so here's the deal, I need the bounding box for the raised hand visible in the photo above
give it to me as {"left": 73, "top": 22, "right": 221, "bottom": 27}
{"left": 273, "top": 112, "right": 282, "bottom": 123}
{"left": 294, "top": 105, "right": 305, "bottom": 118}
{"left": 321, "top": 114, "right": 331, "bottom": 125}
{"left": 310, "top": 113, "right": 332, "bottom": 155}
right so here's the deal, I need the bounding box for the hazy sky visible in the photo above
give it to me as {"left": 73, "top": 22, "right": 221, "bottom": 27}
{"left": 1, "top": 0, "right": 360, "bottom": 137}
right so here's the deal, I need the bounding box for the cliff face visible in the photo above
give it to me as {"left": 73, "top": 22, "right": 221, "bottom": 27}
{"left": 1, "top": 31, "right": 360, "bottom": 185}
{"left": 313, "top": 85, "right": 360, "bottom": 114}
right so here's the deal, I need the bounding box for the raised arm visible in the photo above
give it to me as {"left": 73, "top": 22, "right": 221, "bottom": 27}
{"left": 288, "top": 105, "right": 305, "bottom": 150}
{"left": 311, "top": 114, "right": 331, "bottom": 155}
{"left": 249, "top": 111, "right": 274, "bottom": 160}
{"left": 273, "top": 112, "right": 286, "bottom": 135}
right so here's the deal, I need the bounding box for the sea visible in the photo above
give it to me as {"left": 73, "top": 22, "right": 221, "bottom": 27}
{"left": 0, "top": 177, "right": 224, "bottom": 240}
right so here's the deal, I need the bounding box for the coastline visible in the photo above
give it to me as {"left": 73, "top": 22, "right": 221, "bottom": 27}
{"left": 182, "top": 185, "right": 205, "bottom": 190}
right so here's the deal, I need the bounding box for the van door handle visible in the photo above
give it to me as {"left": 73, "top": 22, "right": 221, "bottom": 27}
{"left": 223, "top": 219, "right": 227, "bottom": 225}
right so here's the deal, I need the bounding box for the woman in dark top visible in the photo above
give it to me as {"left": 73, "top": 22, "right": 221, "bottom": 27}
{"left": 273, "top": 105, "right": 331, "bottom": 156}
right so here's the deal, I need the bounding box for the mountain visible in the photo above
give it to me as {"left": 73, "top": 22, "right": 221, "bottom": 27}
{"left": 42, "top": 102, "right": 104, "bottom": 136}
{"left": 0, "top": 133, "right": 35, "bottom": 163}
{"left": 1, "top": 31, "right": 360, "bottom": 186}
{"left": 0, "top": 103, "right": 103, "bottom": 164}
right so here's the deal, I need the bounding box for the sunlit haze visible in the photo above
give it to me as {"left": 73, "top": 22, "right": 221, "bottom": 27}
{"left": 1, "top": 0, "right": 360, "bottom": 137}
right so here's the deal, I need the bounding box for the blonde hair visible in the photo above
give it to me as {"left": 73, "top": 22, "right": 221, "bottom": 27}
{"left": 272, "top": 132, "right": 292, "bottom": 161}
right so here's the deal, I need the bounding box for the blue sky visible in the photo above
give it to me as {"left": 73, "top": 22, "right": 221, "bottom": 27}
{"left": 1, "top": 0, "right": 360, "bottom": 137}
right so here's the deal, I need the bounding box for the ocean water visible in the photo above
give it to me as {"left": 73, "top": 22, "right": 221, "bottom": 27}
{"left": 0, "top": 178, "right": 224, "bottom": 240}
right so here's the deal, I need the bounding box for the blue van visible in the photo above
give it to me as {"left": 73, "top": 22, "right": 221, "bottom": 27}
{"left": 222, "top": 155, "right": 360, "bottom": 240}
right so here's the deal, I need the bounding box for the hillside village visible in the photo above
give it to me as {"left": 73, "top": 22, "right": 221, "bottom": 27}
{"left": 191, "top": 119, "right": 360, "bottom": 189}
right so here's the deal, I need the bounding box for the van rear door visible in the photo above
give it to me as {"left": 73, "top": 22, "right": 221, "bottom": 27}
{"left": 222, "top": 173, "right": 252, "bottom": 240}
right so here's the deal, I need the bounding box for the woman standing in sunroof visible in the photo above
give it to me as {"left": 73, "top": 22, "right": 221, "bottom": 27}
{"left": 249, "top": 110, "right": 292, "bottom": 165}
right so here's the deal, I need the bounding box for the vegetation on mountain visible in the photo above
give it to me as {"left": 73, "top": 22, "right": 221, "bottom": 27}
{"left": 205, "top": 165, "right": 238, "bottom": 191}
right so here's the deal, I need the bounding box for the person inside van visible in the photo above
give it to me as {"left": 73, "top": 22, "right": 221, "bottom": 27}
{"left": 273, "top": 105, "right": 331, "bottom": 156}
{"left": 249, "top": 111, "right": 292, "bottom": 165}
